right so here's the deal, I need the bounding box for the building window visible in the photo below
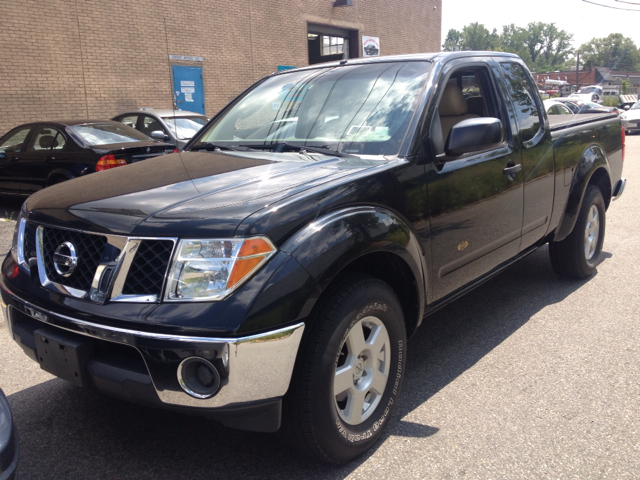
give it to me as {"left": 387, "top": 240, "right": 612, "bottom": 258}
{"left": 322, "top": 36, "right": 344, "bottom": 56}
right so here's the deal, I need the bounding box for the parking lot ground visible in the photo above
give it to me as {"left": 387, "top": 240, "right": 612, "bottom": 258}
{"left": 1, "top": 137, "right": 639, "bottom": 479}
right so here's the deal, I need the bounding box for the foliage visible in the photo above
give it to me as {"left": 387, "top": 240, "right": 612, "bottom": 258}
{"left": 621, "top": 79, "right": 630, "bottom": 94}
{"left": 442, "top": 22, "right": 499, "bottom": 52}
{"left": 578, "top": 34, "right": 640, "bottom": 71}
{"left": 603, "top": 97, "right": 619, "bottom": 107}
{"left": 442, "top": 22, "right": 573, "bottom": 72}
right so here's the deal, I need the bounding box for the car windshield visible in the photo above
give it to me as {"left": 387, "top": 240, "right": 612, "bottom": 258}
{"left": 578, "top": 87, "right": 600, "bottom": 94}
{"left": 68, "top": 123, "right": 151, "bottom": 146}
{"left": 630, "top": 101, "right": 640, "bottom": 110}
{"left": 163, "top": 116, "right": 208, "bottom": 140}
{"left": 192, "top": 61, "right": 431, "bottom": 156}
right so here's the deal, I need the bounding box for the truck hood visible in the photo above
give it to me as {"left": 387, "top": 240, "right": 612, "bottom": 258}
{"left": 25, "top": 150, "right": 382, "bottom": 237}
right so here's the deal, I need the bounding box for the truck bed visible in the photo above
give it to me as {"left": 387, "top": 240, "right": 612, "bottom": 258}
{"left": 548, "top": 113, "right": 618, "bottom": 135}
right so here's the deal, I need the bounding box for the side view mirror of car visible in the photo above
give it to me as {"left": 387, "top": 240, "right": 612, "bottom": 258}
{"left": 150, "top": 130, "right": 168, "bottom": 140}
{"left": 624, "top": 105, "right": 631, "bottom": 110}
{"left": 445, "top": 117, "right": 503, "bottom": 156}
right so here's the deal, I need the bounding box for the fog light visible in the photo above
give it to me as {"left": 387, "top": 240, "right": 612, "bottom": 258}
{"left": 177, "top": 357, "right": 221, "bottom": 399}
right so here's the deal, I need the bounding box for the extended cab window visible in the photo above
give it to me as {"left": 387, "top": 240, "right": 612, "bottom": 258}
{"left": 499, "top": 62, "right": 544, "bottom": 143}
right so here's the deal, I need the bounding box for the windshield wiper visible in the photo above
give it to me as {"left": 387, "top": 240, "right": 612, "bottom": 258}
{"left": 251, "top": 141, "right": 357, "bottom": 158}
{"left": 191, "top": 142, "right": 259, "bottom": 152}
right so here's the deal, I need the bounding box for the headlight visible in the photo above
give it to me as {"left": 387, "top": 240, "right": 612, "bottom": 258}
{"left": 165, "top": 237, "right": 276, "bottom": 301}
{"left": 10, "top": 203, "right": 27, "bottom": 268}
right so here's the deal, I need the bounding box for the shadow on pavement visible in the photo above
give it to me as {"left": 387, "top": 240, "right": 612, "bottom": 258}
{"left": 5, "top": 245, "right": 596, "bottom": 479}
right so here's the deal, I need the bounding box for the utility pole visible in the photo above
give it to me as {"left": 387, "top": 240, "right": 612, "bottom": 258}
{"left": 576, "top": 51, "right": 580, "bottom": 86}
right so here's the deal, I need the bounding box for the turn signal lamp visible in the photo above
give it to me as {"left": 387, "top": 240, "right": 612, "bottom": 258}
{"left": 96, "top": 154, "right": 127, "bottom": 171}
{"left": 165, "top": 237, "right": 277, "bottom": 301}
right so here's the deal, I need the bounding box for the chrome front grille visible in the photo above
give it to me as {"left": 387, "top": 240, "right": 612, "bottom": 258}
{"left": 41, "top": 226, "right": 108, "bottom": 291}
{"left": 25, "top": 222, "right": 176, "bottom": 303}
{"left": 122, "top": 240, "right": 174, "bottom": 296}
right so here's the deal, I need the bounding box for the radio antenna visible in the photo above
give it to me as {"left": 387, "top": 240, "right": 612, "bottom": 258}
{"left": 163, "top": 17, "right": 178, "bottom": 142}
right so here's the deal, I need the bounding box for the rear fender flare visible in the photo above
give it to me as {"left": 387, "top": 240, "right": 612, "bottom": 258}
{"left": 280, "top": 206, "right": 427, "bottom": 322}
{"left": 554, "top": 145, "right": 610, "bottom": 242}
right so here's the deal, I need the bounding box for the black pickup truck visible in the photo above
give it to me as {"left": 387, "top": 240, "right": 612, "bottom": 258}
{"left": 1, "top": 52, "right": 626, "bottom": 464}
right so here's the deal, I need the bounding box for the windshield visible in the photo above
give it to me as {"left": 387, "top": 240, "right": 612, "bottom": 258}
{"left": 163, "top": 116, "right": 208, "bottom": 140}
{"left": 192, "top": 61, "right": 431, "bottom": 156}
{"left": 630, "top": 101, "right": 640, "bottom": 110}
{"left": 68, "top": 123, "right": 151, "bottom": 146}
{"left": 578, "top": 87, "right": 601, "bottom": 94}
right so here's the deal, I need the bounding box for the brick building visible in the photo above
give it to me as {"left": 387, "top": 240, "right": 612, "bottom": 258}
{"left": 0, "top": 0, "right": 441, "bottom": 135}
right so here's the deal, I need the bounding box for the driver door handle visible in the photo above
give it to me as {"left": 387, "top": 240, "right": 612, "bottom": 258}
{"left": 8, "top": 157, "right": 18, "bottom": 163}
{"left": 46, "top": 156, "right": 55, "bottom": 162}
{"left": 503, "top": 163, "right": 522, "bottom": 175}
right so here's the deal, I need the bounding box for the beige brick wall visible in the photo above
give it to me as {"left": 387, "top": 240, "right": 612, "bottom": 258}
{"left": 0, "top": 0, "right": 441, "bottom": 135}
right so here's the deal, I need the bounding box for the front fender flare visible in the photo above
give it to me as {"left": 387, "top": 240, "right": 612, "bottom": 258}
{"left": 280, "top": 206, "right": 427, "bottom": 320}
{"left": 554, "top": 145, "right": 610, "bottom": 242}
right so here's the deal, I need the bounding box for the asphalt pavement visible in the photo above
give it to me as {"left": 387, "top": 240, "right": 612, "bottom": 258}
{"left": 0, "top": 137, "right": 638, "bottom": 479}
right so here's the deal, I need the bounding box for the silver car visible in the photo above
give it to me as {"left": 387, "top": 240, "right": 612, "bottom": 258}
{"left": 112, "top": 108, "right": 209, "bottom": 149}
{"left": 620, "top": 101, "right": 640, "bottom": 134}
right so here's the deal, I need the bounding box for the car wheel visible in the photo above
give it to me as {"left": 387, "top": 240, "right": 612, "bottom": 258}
{"left": 549, "top": 185, "right": 605, "bottom": 279}
{"left": 283, "top": 274, "right": 406, "bottom": 464}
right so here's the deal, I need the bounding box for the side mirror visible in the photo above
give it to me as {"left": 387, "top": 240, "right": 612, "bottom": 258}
{"left": 151, "top": 130, "right": 168, "bottom": 140}
{"left": 445, "top": 117, "right": 503, "bottom": 156}
{"left": 624, "top": 105, "right": 631, "bottom": 110}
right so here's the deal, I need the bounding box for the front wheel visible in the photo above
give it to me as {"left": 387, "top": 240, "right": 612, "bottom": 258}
{"left": 283, "top": 275, "right": 406, "bottom": 464}
{"left": 549, "top": 185, "right": 606, "bottom": 279}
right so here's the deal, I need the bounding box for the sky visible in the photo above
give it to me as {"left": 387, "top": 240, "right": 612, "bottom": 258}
{"left": 441, "top": 0, "right": 640, "bottom": 51}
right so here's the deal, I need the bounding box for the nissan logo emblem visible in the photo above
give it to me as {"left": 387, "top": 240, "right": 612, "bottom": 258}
{"left": 53, "top": 242, "right": 78, "bottom": 278}
{"left": 146, "top": 147, "right": 151, "bottom": 153}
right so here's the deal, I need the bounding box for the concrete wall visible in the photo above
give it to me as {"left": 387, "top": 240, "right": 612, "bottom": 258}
{"left": 0, "top": 0, "right": 441, "bottom": 135}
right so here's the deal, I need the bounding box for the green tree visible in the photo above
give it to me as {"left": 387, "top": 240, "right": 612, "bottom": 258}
{"left": 442, "top": 28, "right": 463, "bottom": 51}
{"left": 579, "top": 34, "right": 640, "bottom": 71}
{"left": 442, "top": 23, "right": 499, "bottom": 51}
{"left": 443, "top": 22, "right": 573, "bottom": 72}
{"left": 521, "top": 22, "right": 573, "bottom": 71}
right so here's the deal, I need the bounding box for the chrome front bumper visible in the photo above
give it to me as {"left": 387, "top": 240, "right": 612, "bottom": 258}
{"left": 1, "top": 286, "right": 304, "bottom": 410}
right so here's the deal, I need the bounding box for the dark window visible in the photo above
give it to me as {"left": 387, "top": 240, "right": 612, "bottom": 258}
{"left": 500, "top": 62, "right": 544, "bottom": 142}
{"left": 0, "top": 127, "right": 31, "bottom": 153}
{"left": 27, "top": 126, "right": 64, "bottom": 152}
{"left": 119, "top": 115, "right": 139, "bottom": 129}
{"left": 140, "top": 116, "right": 166, "bottom": 137}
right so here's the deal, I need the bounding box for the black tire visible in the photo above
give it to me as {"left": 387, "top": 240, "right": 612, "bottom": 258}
{"left": 283, "top": 274, "right": 406, "bottom": 464}
{"left": 549, "top": 185, "right": 605, "bottom": 279}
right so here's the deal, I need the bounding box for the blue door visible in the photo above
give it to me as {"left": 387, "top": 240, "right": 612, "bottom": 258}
{"left": 172, "top": 65, "right": 205, "bottom": 114}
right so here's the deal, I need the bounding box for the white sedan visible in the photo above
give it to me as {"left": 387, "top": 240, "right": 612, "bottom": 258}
{"left": 620, "top": 101, "right": 640, "bottom": 134}
{"left": 543, "top": 99, "right": 574, "bottom": 116}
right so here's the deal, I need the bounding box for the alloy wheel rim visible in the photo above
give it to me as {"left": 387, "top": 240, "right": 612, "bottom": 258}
{"left": 584, "top": 205, "right": 600, "bottom": 261}
{"left": 333, "top": 316, "right": 391, "bottom": 426}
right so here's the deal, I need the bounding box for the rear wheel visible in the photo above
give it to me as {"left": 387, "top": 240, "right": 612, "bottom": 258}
{"left": 283, "top": 275, "right": 406, "bottom": 464}
{"left": 549, "top": 185, "right": 605, "bottom": 279}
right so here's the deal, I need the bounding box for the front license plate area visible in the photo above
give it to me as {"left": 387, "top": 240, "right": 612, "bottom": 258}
{"left": 34, "top": 328, "right": 94, "bottom": 387}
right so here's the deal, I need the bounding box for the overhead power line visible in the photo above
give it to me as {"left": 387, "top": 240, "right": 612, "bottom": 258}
{"left": 582, "top": 0, "right": 640, "bottom": 10}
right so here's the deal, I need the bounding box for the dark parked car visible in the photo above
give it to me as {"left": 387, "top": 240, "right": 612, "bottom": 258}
{"left": 112, "top": 109, "right": 209, "bottom": 150}
{"left": 0, "top": 388, "right": 18, "bottom": 480}
{"left": 0, "top": 120, "right": 174, "bottom": 195}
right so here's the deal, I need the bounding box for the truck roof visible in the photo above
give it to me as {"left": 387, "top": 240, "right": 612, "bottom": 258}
{"left": 276, "top": 51, "right": 521, "bottom": 75}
